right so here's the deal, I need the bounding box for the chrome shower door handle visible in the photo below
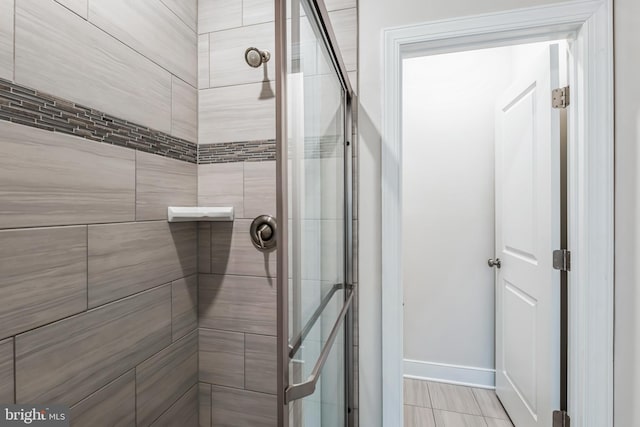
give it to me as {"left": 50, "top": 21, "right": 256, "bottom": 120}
{"left": 488, "top": 258, "right": 502, "bottom": 268}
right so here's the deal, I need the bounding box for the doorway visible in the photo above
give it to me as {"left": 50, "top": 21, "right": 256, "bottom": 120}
{"left": 401, "top": 41, "right": 566, "bottom": 427}
{"left": 380, "top": 2, "right": 614, "bottom": 426}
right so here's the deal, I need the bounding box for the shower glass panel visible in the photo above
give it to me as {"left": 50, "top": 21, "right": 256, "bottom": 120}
{"left": 276, "top": 0, "right": 354, "bottom": 425}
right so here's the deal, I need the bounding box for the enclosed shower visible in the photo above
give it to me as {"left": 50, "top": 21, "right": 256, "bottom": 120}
{"left": 0, "top": 0, "right": 357, "bottom": 426}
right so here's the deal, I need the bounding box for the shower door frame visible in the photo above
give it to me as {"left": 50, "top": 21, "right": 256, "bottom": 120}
{"left": 275, "top": 0, "right": 356, "bottom": 425}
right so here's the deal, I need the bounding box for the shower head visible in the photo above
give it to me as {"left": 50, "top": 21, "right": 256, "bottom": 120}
{"left": 245, "top": 47, "right": 271, "bottom": 68}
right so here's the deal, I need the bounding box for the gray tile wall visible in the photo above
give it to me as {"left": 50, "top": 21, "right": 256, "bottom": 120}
{"left": 197, "top": 158, "right": 279, "bottom": 423}
{"left": 0, "top": 1, "right": 199, "bottom": 420}
{"left": 197, "top": 0, "right": 357, "bottom": 147}
{"left": 0, "top": 119, "right": 199, "bottom": 421}
{"left": 0, "top": 0, "right": 13, "bottom": 81}
{"left": 69, "top": 370, "right": 136, "bottom": 427}
{"left": 0, "top": 79, "right": 198, "bottom": 164}
{"left": 0, "top": 338, "right": 13, "bottom": 404}
{"left": 87, "top": 221, "right": 197, "bottom": 307}
{"left": 0, "top": 2, "right": 358, "bottom": 427}
{"left": 136, "top": 330, "right": 198, "bottom": 426}
{"left": 12, "top": 0, "right": 197, "bottom": 142}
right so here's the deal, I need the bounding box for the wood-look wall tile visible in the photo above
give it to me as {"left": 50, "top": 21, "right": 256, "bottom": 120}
{"left": 244, "top": 161, "right": 276, "bottom": 219}
{"left": 329, "top": 8, "right": 357, "bottom": 72}
{"left": 70, "top": 370, "right": 135, "bottom": 427}
{"left": 209, "top": 23, "right": 275, "bottom": 88}
{"left": 199, "top": 328, "right": 244, "bottom": 388}
{"left": 199, "top": 83, "right": 275, "bottom": 143}
{"left": 89, "top": 0, "right": 197, "bottom": 86}
{"left": 137, "top": 330, "right": 198, "bottom": 426}
{"left": 198, "top": 34, "right": 210, "bottom": 89}
{"left": 199, "top": 383, "right": 212, "bottom": 427}
{"left": 210, "top": 220, "right": 277, "bottom": 278}
{"left": 199, "top": 274, "right": 276, "bottom": 335}
{"left": 0, "top": 338, "right": 13, "bottom": 404}
{"left": 88, "top": 221, "right": 196, "bottom": 307}
{"left": 198, "top": 223, "right": 212, "bottom": 273}
{"left": 198, "top": 0, "right": 242, "bottom": 34}
{"left": 172, "top": 276, "right": 198, "bottom": 341}
{"left": 55, "top": 0, "right": 87, "bottom": 18}
{"left": 198, "top": 162, "right": 244, "bottom": 217}
{"left": 211, "top": 386, "right": 277, "bottom": 426}
{"left": 15, "top": 285, "right": 172, "bottom": 405}
{"left": 136, "top": 151, "right": 197, "bottom": 221}
{"left": 245, "top": 334, "right": 277, "bottom": 394}
{"left": 0, "top": 226, "right": 87, "bottom": 339}
{"left": 150, "top": 384, "right": 199, "bottom": 427}
{"left": 0, "top": 0, "right": 13, "bottom": 81}
{"left": 15, "top": 0, "right": 172, "bottom": 133}
{"left": 0, "top": 121, "right": 135, "bottom": 229}
{"left": 171, "top": 76, "right": 198, "bottom": 142}
{"left": 160, "top": 0, "right": 197, "bottom": 32}
{"left": 242, "top": 0, "right": 274, "bottom": 25}
{"left": 325, "top": 0, "right": 356, "bottom": 11}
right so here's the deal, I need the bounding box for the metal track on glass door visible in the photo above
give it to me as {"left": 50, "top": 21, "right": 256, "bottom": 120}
{"left": 275, "top": 0, "right": 356, "bottom": 424}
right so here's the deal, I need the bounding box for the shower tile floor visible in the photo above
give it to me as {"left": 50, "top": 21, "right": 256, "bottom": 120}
{"left": 403, "top": 378, "right": 514, "bottom": 427}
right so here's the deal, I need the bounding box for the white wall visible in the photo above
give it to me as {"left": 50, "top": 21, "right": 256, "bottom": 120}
{"left": 358, "top": 0, "right": 637, "bottom": 425}
{"left": 613, "top": 0, "right": 640, "bottom": 425}
{"left": 401, "top": 48, "right": 512, "bottom": 383}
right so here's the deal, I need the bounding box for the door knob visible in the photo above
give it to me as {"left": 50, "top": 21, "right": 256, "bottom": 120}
{"left": 488, "top": 258, "right": 502, "bottom": 268}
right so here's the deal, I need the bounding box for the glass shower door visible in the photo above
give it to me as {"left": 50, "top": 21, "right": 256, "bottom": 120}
{"left": 275, "top": 0, "right": 354, "bottom": 425}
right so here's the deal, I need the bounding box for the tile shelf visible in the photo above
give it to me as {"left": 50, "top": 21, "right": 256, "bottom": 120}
{"left": 167, "top": 206, "right": 234, "bottom": 222}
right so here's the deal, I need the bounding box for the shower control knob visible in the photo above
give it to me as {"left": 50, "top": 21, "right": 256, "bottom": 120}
{"left": 250, "top": 215, "right": 277, "bottom": 250}
{"left": 245, "top": 47, "right": 271, "bottom": 68}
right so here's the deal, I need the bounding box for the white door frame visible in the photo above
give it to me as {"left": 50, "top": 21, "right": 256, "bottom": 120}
{"left": 380, "top": 1, "right": 614, "bottom": 426}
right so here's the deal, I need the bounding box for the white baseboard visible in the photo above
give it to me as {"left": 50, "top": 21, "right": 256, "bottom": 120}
{"left": 403, "top": 359, "right": 495, "bottom": 389}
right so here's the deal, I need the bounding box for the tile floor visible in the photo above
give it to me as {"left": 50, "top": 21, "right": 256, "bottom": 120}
{"left": 403, "top": 378, "right": 514, "bottom": 427}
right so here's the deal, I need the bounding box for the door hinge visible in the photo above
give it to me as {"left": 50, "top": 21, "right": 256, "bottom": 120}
{"left": 552, "top": 86, "right": 570, "bottom": 109}
{"left": 553, "top": 410, "right": 571, "bottom": 427}
{"left": 553, "top": 249, "right": 571, "bottom": 271}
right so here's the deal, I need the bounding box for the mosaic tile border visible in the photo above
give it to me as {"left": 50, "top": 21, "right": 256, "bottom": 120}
{"left": 0, "top": 78, "right": 345, "bottom": 165}
{"left": 197, "top": 135, "right": 344, "bottom": 164}
{"left": 198, "top": 140, "right": 276, "bottom": 164}
{"left": 0, "top": 78, "right": 198, "bottom": 163}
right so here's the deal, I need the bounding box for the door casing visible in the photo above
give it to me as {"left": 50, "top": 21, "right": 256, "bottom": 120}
{"left": 380, "top": 1, "right": 614, "bottom": 426}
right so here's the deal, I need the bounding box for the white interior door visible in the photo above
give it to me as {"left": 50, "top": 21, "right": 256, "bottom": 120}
{"left": 494, "top": 44, "right": 561, "bottom": 427}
